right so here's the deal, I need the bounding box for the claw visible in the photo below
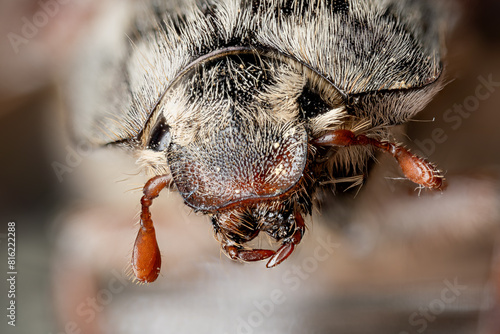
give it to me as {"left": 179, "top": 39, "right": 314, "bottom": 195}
{"left": 224, "top": 245, "right": 275, "bottom": 262}
{"left": 266, "top": 243, "right": 294, "bottom": 268}
{"left": 238, "top": 249, "right": 276, "bottom": 262}
{"left": 221, "top": 212, "right": 306, "bottom": 267}
{"left": 267, "top": 211, "right": 306, "bottom": 268}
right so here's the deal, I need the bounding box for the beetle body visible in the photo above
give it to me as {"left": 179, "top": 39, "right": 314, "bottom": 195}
{"left": 69, "top": 0, "right": 450, "bottom": 282}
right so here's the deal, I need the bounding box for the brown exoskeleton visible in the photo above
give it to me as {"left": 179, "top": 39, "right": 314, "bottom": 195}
{"left": 73, "top": 0, "right": 450, "bottom": 283}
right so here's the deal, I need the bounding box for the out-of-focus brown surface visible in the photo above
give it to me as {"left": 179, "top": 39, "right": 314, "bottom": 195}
{"left": 0, "top": 1, "right": 500, "bottom": 333}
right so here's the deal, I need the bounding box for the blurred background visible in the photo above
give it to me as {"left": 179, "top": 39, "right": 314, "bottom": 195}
{"left": 0, "top": 0, "right": 499, "bottom": 333}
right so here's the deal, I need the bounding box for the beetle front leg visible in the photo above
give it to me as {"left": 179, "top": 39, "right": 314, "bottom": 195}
{"left": 313, "top": 129, "right": 445, "bottom": 190}
{"left": 266, "top": 212, "right": 306, "bottom": 268}
{"left": 131, "top": 174, "right": 172, "bottom": 283}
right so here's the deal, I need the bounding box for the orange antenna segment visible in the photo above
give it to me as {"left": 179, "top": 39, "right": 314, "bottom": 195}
{"left": 132, "top": 174, "right": 172, "bottom": 283}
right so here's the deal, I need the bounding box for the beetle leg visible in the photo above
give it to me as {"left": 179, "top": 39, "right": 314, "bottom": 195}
{"left": 312, "top": 129, "right": 445, "bottom": 190}
{"left": 266, "top": 211, "right": 306, "bottom": 268}
{"left": 222, "top": 242, "right": 275, "bottom": 262}
{"left": 132, "top": 174, "right": 173, "bottom": 283}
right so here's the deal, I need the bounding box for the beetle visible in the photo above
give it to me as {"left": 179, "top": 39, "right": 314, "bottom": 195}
{"left": 78, "top": 0, "right": 449, "bottom": 283}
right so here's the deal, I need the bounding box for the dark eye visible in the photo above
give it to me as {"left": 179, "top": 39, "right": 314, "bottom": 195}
{"left": 148, "top": 117, "right": 171, "bottom": 151}
{"left": 297, "top": 85, "right": 333, "bottom": 119}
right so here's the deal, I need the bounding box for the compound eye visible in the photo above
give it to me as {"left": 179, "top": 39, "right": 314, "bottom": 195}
{"left": 148, "top": 117, "right": 171, "bottom": 151}
{"left": 297, "top": 86, "right": 333, "bottom": 119}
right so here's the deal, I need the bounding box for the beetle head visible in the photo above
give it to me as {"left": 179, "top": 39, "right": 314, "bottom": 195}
{"left": 141, "top": 49, "right": 349, "bottom": 253}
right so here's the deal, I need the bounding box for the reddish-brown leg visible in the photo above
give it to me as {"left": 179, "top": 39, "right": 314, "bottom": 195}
{"left": 266, "top": 212, "right": 306, "bottom": 268}
{"left": 132, "top": 174, "right": 172, "bottom": 283}
{"left": 313, "top": 129, "right": 445, "bottom": 190}
{"left": 223, "top": 243, "right": 276, "bottom": 262}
